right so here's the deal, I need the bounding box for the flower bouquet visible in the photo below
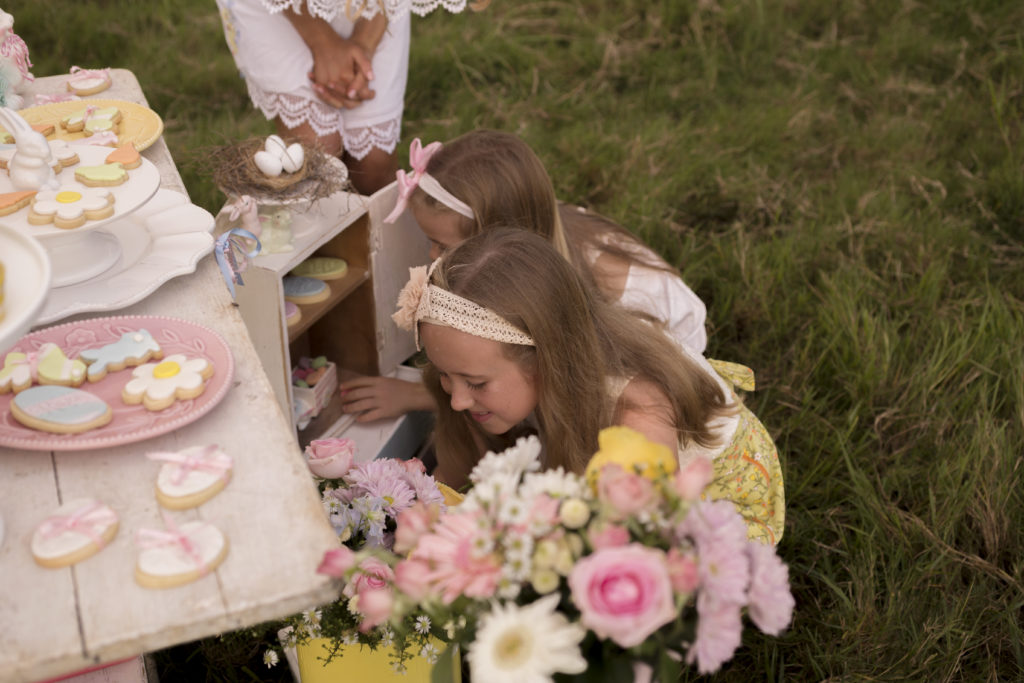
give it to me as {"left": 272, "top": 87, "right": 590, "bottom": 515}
{"left": 272, "top": 439, "right": 460, "bottom": 679}
{"left": 327, "top": 427, "right": 793, "bottom": 682}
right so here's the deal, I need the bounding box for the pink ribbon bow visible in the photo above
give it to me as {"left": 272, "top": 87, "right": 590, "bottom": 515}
{"left": 146, "top": 446, "right": 233, "bottom": 485}
{"left": 68, "top": 66, "right": 110, "bottom": 84}
{"left": 135, "top": 514, "right": 209, "bottom": 575}
{"left": 383, "top": 138, "right": 442, "bottom": 223}
{"left": 38, "top": 502, "right": 117, "bottom": 548}
{"left": 10, "top": 350, "right": 41, "bottom": 381}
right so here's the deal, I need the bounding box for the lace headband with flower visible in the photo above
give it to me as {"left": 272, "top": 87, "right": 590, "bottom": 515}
{"left": 383, "top": 138, "right": 475, "bottom": 223}
{"left": 392, "top": 261, "right": 535, "bottom": 350}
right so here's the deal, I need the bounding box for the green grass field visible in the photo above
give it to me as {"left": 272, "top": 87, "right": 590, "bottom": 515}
{"left": 13, "top": 0, "right": 1024, "bottom": 680}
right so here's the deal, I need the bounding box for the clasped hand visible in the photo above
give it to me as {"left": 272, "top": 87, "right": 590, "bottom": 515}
{"left": 307, "top": 33, "right": 376, "bottom": 110}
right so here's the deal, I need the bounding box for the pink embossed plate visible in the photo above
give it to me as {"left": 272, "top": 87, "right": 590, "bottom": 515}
{"left": 0, "top": 315, "right": 234, "bottom": 451}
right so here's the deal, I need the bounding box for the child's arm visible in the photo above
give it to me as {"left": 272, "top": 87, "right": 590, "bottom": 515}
{"left": 338, "top": 376, "right": 436, "bottom": 422}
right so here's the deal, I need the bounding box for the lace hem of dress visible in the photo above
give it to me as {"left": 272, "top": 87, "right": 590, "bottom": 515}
{"left": 245, "top": 84, "right": 400, "bottom": 159}
{"left": 259, "top": 0, "right": 480, "bottom": 21}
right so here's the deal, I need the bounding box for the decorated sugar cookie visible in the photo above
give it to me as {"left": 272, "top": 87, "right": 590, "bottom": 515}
{"left": 0, "top": 343, "right": 88, "bottom": 393}
{"left": 105, "top": 142, "right": 140, "bottom": 170}
{"left": 28, "top": 185, "right": 114, "bottom": 229}
{"left": 285, "top": 301, "right": 301, "bottom": 326}
{"left": 0, "top": 189, "right": 36, "bottom": 216}
{"left": 147, "top": 445, "right": 233, "bottom": 509}
{"left": 66, "top": 66, "right": 112, "bottom": 96}
{"left": 60, "top": 105, "right": 121, "bottom": 135}
{"left": 122, "top": 354, "right": 214, "bottom": 411}
{"left": 0, "top": 140, "right": 78, "bottom": 172}
{"left": 289, "top": 257, "right": 348, "bottom": 281}
{"left": 11, "top": 385, "right": 113, "bottom": 433}
{"left": 79, "top": 131, "right": 119, "bottom": 147}
{"left": 74, "top": 162, "right": 128, "bottom": 187}
{"left": 282, "top": 275, "right": 330, "bottom": 305}
{"left": 80, "top": 329, "right": 163, "bottom": 382}
{"left": 135, "top": 515, "right": 228, "bottom": 589}
{"left": 32, "top": 498, "right": 119, "bottom": 569}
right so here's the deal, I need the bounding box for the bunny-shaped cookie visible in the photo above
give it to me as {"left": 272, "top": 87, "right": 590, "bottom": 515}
{"left": 0, "top": 107, "right": 57, "bottom": 190}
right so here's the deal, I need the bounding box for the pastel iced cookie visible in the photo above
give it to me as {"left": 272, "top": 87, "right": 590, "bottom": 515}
{"left": 32, "top": 498, "right": 119, "bottom": 568}
{"left": 80, "top": 329, "right": 163, "bottom": 382}
{"left": 282, "top": 275, "right": 329, "bottom": 305}
{"left": 147, "top": 445, "right": 233, "bottom": 509}
{"left": 11, "top": 385, "right": 113, "bottom": 434}
{"left": 61, "top": 106, "right": 121, "bottom": 134}
{"left": 28, "top": 186, "right": 114, "bottom": 229}
{"left": 285, "top": 301, "right": 301, "bottom": 326}
{"left": 289, "top": 257, "right": 348, "bottom": 281}
{"left": 66, "top": 66, "right": 112, "bottom": 96}
{"left": 0, "top": 343, "right": 88, "bottom": 394}
{"left": 74, "top": 162, "right": 128, "bottom": 187}
{"left": 135, "top": 518, "right": 228, "bottom": 589}
{"left": 0, "top": 189, "right": 36, "bottom": 216}
{"left": 122, "top": 354, "right": 214, "bottom": 411}
{"left": 105, "top": 142, "right": 140, "bottom": 170}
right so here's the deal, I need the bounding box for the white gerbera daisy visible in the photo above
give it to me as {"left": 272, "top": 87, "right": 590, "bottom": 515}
{"left": 470, "top": 436, "right": 542, "bottom": 484}
{"left": 467, "top": 594, "right": 587, "bottom": 682}
{"left": 520, "top": 468, "right": 586, "bottom": 500}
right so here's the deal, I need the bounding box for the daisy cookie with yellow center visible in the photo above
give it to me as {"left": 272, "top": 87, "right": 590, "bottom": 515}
{"left": 147, "top": 445, "right": 233, "bottom": 510}
{"left": 32, "top": 498, "right": 119, "bottom": 569}
{"left": 75, "top": 162, "right": 129, "bottom": 187}
{"left": 134, "top": 517, "right": 228, "bottom": 589}
{"left": 122, "top": 353, "right": 214, "bottom": 411}
{"left": 28, "top": 185, "right": 114, "bottom": 229}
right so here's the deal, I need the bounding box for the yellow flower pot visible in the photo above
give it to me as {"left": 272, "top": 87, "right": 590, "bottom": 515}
{"left": 297, "top": 636, "right": 460, "bottom": 683}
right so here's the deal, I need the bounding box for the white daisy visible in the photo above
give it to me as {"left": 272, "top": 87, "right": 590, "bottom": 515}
{"left": 520, "top": 468, "right": 586, "bottom": 500}
{"left": 469, "top": 436, "right": 542, "bottom": 484}
{"left": 263, "top": 650, "right": 279, "bottom": 668}
{"left": 420, "top": 641, "right": 440, "bottom": 663}
{"left": 414, "top": 615, "right": 432, "bottom": 634}
{"left": 467, "top": 594, "right": 587, "bottom": 682}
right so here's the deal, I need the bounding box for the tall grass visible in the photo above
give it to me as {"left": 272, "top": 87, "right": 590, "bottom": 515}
{"left": 13, "top": 0, "right": 1024, "bottom": 679}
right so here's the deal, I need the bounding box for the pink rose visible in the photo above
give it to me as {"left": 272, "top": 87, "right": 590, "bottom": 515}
{"left": 400, "top": 457, "right": 427, "bottom": 475}
{"left": 343, "top": 556, "right": 395, "bottom": 599}
{"left": 587, "top": 523, "right": 630, "bottom": 550}
{"left": 393, "top": 502, "right": 441, "bottom": 554}
{"left": 305, "top": 438, "right": 356, "bottom": 479}
{"left": 674, "top": 457, "right": 713, "bottom": 500}
{"left": 394, "top": 558, "right": 433, "bottom": 601}
{"left": 356, "top": 587, "right": 395, "bottom": 633}
{"left": 666, "top": 548, "right": 699, "bottom": 594}
{"left": 568, "top": 544, "right": 677, "bottom": 648}
{"left": 316, "top": 547, "right": 356, "bottom": 578}
{"left": 596, "top": 465, "right": 656, "bottom": 518}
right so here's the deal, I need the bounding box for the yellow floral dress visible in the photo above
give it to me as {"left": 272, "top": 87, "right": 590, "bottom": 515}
{"left": 700, "top": 359, "right": 785, "bottom": 545}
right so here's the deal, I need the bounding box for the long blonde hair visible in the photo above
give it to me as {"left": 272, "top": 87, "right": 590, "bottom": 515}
{"left": 422, "top": 228, "right": 730, "bottom": 488}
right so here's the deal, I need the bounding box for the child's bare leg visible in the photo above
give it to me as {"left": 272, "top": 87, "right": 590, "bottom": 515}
{"left": 343, "top": 146, "right": 397, "bottom": 195}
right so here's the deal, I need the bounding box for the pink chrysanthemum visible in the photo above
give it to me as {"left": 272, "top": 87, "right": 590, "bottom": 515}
{"left": 410, "top": 511, "right": 502, "bottom": 603}
{"left": 688, "top": 591, "right": 743, "bottom": 674}
{"left": 745, "top": 542, "right": 795, "bottom": 635}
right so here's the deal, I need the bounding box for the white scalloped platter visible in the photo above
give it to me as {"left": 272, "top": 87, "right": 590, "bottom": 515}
{"left": 0, "top": 224, "right": 51, "bottom": 355}
{"left": 0, "top": 144, "right": 160, "bottom": 239}
{"left": 37, "top": 189, "right": 216, "bottom": 325}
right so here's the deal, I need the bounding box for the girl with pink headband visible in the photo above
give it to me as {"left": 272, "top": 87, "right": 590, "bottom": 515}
{"left": 340, "top": 129, "right": 709, "bottom": 420}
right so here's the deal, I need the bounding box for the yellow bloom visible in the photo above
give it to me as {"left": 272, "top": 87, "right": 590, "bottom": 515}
{"left": 585, "top": 426, "right": 677, "bottom": 486}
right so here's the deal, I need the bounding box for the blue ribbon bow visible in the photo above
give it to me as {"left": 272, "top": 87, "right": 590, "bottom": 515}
{"left": 214, "top": 228, "right": 261, "bottom": 300}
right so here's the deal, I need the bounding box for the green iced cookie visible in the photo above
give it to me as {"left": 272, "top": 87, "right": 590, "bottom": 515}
{"left": 289, "top": 257, "right": 348, "bottom": 281}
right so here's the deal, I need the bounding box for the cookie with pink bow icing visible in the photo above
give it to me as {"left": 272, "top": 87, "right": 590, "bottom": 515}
{"left": 0, "top": 343, "right": 88, "bottom": 393}
{"left": 134, "top": 514, "right": 228, "bottom": 589}
{"left": 122, "top": 353, "right": 214, "bottom": 411}
{"left": 32, "top": 498, "right": 119, "bottom": 568}
{"left": 147, "top": 445, "right": 233, "bottom": 510}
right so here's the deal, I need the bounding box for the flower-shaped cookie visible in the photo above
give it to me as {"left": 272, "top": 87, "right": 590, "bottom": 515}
{"left": 122, "top": 354, "right": 214, "bottom": 411}
{"left": 28, "top": 185, "right": 114, "bottom": 229}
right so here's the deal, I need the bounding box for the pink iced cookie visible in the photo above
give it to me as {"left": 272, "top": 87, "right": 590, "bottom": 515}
{"left": 32, "top": 498, "right": 119, "bottom": 568}
{"left": 121, "top": 354, "right": 214, "bottom": 411}
{"left": 134, "top": 516, "right": 228, "bottom": 589}
{"left": 147, "top": 445, "right": 233, "bottom": 509}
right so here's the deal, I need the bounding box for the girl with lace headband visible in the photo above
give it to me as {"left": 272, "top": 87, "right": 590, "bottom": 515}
{"left": 394, "top": 228, "right": 785, "bottom": 545}
{"left": 341, "top": 129, "right": 710, "bottom": 420}
{"left": 214, "top": 0, "right": 487, "bottom": 194}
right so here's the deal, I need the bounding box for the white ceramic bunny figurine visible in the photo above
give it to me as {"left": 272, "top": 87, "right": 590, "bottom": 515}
{"left": 0, "top": 9, "right": 33, "bottom": 110}
{"left": 0, "top": 107, "right": 57, "bottom": 190}
{"left": 226, "top": 194, "right": 261, "bottom": 238}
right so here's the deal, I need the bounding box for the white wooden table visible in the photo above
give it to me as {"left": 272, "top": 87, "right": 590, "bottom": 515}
{"left": 0, "top": 70, "right": 340, "bottom": 683}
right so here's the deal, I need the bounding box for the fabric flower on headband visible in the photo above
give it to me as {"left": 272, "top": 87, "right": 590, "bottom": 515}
{"left": 392, "top": 265, "right": 428, "bottom": 332}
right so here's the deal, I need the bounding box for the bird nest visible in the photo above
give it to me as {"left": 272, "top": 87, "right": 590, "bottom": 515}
{"left": 201, "top": 138, "right": 351, "bottom": 204}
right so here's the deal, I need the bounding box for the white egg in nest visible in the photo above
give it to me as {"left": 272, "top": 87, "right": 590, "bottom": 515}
{"left": 281, "top": 143, "right": 305, "bottom": 173}
{"left": 264, "top": 134, "right": 288, "bottom": 157}
{"left": 254, "top": 149, "right": 283, "bottom": 177}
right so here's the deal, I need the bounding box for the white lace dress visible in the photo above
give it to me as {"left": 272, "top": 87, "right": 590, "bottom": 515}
{"left": 216, "top": 0, "right": 420, "bottom": 159}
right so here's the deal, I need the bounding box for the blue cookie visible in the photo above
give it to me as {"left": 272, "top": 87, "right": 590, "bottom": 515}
{"left": 283, "top": 276, "right": 330, "bottom": 304}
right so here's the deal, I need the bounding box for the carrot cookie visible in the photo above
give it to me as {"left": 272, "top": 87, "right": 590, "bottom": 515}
{"left": 74, "top": 162, "right": 128, "bottom": 187}
{"left": 106, "top": 142, "right": 140, "bottom": 169}
{"left": 135, "top": 517, "right": 228, "bottom": 589}
{"left": 147, "top": 445, "right": 233, "bottom": 509}
{"left": 289, "top": 257, "right": 348, "bottom": 281}
{"left": 0, "top": 343, "right": 88, "bottom": 393}
{"left": 122, "top": 354, "right": 214, "bottom": 411}
{"left": 0, "top": 189, "right": 36, "bottom": 216}
{"left": 282, "top": 275, "right": 330, "bottom": 305}
{"left": 60, "top": 105, "right": 121, "bottom": 135}
{"left": 11, "top": 385, "right": 113, "bottom": 434}
{"left": 28, "top": 186, "right": 114, "bottom": 229}
{"left": 66, "top": 66, "right": 112, "bottom": 96}
{"left": 80, "top": 329, "right": 163, "bottom": 382}
{"left": 32, "top": 498, "right": 119, "bottom": 569}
